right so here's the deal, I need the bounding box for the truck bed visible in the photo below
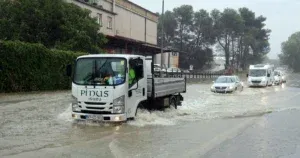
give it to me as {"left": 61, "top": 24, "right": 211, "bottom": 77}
{"left": 147, "top": 77, "right": 186, "bottom": 98}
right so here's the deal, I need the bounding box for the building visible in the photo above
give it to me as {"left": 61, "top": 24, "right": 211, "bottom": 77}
{"left": 155, "top": 50, "right": 180, "bottom": 68}
{"left": 67, "top": 0, "right": 161, "bottom": 56}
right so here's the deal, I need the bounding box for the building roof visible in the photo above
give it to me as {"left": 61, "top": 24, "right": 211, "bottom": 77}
{"left": 78, "top": 54, "right": 143, "bottom": 59}
{"left": 125, "top": 0, "right": 158, "bottom": 16}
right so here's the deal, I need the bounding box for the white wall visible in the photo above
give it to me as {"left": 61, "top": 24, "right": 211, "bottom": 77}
{"left": 68, "top": 0, "right": 115, "bottom": 36}
{"left": 146, "top": 20, "right": 157, "bottom": 45}
{"left": 67, "top": 0, "right": 158, "bottom": 45}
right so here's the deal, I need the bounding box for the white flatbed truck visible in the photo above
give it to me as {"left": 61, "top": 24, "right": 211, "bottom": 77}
{"left": 66, "top": 54, "right": 186, "bottom": 122}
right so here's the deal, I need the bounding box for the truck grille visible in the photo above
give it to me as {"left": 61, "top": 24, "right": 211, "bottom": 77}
{"left": 81, "top": 110, "right": 112, "bottom": 114}
{"left": 252, "top": 81, "right": 261, "bottom": 84}
{"left": 86, "top": 107, "right": 105, "bottom": 110}
{"left": 84, "top": 102, "right": 106, "bottom": 105}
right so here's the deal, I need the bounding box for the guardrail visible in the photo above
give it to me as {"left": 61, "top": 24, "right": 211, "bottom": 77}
{"left": 154, "top": 70, "right": 225, "bottom": 79}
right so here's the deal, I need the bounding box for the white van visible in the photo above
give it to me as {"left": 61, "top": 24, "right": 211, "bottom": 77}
{"left": 247, "top": 64, "right": 274, "bottom": 87}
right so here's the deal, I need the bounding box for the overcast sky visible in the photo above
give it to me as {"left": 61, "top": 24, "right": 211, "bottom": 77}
{"left": 131, "top": 0, "right": 300, "bottom": 59}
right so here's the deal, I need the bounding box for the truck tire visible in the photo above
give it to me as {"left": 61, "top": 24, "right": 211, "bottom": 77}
{"left": 135, "top": 102, "right": 145, "bottom": 117}
{"left": 170, "top": 98, "right": 177, "bottom": 109}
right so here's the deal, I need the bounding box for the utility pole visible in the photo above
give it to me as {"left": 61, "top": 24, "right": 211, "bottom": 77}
{"left": 160, "top": 0, "right": 164, "bottom": 77}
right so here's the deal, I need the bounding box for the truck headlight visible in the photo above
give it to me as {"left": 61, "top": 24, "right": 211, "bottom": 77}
{"left": 113, "top": 95, "right": 125, "bottom": 114}
{"left": 72, "top": 96, "right": 81, "bottom": 112}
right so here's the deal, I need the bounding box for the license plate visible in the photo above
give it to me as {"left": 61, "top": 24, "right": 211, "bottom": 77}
{"left": 217, "top": 90, "right": 225, "bottom": 92}
{"left": 87, "top": 115, "right": 103, "bottom": 121}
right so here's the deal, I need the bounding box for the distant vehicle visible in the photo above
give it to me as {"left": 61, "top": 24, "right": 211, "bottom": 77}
{"left": 247, "top": 64, "right": 274, "bottom": 87}
{"left": 167, "top": 67, "right": 181, "bottom": 73}
{"left": 274, "top": 70, "right": 283, "bottom": 85}
{"left": 211, "top": 76, "right": 243, "bottom": 93}
{"left": 153, "top": 64, "right": 166, "bottom": 72}
{"left": 154, "top": 64, "right": 162, "bottom": 72}
{"left": 183, "top": 69, "right": 190, "bottom": 73}
{"left": 281, "top": 72, "right": 287, "bottom": 83}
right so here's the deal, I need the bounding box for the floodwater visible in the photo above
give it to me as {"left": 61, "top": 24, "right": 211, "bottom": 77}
{"left": 1, "top": 73, "right": 300, "bottom": 158}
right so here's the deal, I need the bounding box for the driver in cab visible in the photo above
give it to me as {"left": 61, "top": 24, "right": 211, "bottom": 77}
{"left": 129, "top": 60, "right": 136, "bottom": 87}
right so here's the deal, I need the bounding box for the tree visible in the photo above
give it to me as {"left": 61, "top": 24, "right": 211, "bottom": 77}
{"left": 157, "top": 11, "right": 177, "bottom": 47}
{"left": 279, "top": 32, "right": 300, "bottom": 72}
{"left": 211, "top": 8, "right": 270, "bottom": 70}
{"left": 192, "top": 9, "right": 215, "bottom": 49}
{"left": 173, "top": 5, "right": 194, "bottom": 51}
{"left": 211, "top": 8, "right": 243, "bottom": 68}
{"left": 0, "top": 0, "right": 107, "bottom": 53}
{"left": 156, "top": 6, "right": 271, "bottom": 70}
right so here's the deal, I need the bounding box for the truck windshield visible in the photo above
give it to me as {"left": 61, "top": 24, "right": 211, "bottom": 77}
{"left": 74, "top": 58, "right": 126, "bottom": 86}
{"left": 249, "top": 69, "right": 266, "bottom": 77}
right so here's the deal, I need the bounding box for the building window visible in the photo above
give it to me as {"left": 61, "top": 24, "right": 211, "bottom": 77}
{"left": 97, "top": 13, "right": 102, "bottom": 26}
{"left": 107, "top": 16, "right": 112, "bottom": 29}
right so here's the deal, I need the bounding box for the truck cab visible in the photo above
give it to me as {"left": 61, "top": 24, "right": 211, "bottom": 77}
{"left": 67, "top": 54, "right": 186, "bottom": 122}
{"left": 69, "top": 54, "right": 147, "bottom": 122}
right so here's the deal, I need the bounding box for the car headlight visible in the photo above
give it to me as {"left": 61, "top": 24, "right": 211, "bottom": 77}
{"left": 72, "top": 96, "right": 81, "bottom": 112}
{"left": 261, "top": 78, "right": 266, "bottom": 81}
{"left": 211, "top": 85, "right": 215, "bottom": 90}
{"left": 113, "top": 95, "right": 125, "bottom": 114}
{"left": 229, "top": 86, "right": 234, "bottom": 89}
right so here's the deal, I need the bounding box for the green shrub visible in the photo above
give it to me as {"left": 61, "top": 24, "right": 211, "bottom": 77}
{"left": 0, "top": 41, "right": 87, "bottom": 93}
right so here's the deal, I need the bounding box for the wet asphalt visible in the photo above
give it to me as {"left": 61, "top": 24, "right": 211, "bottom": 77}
{"left": 1, "top": 73, "right": 300, "bottom": 158}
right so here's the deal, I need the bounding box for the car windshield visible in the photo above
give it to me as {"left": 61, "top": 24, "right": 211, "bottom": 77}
{"left": 249, "top": 69, "right": 266, "bottom": 77}
{"left": 215, "top": 77, "right": 235, "bottom": 83}
{"left": 74, "top": 58, "right": 126, "bottom": 86}
{"left": 274, "top": 71, "right": 280, "bottom": 76}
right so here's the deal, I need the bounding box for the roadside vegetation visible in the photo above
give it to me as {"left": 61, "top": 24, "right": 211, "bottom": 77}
{"left": 0, "top": 0, "right": 105, "bottom": 92}
{"left": 279, "top": 32, "right": 300, "bottom": 72}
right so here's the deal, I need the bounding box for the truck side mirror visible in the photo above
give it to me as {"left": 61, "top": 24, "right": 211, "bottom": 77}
{"left": 267, "top": 74, "right": 270, "bottom": 77}
{"left": 66, "top": 64, "right": 72, "bottom": 77}
{"left": 246, "top": 74, "right": 248, "bottom": 77}
{"left": 0, "top": 65, "right": 3, "bottom": 72}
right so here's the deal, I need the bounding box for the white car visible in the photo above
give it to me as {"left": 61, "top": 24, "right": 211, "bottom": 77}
{"left": 167, "top": 67, "right": 181, "bottom": 73}
{"left": 183, "top": 69, "right": 190, "bottom": 73}
{"left": 281, "top": 72, "right": 287, "bottom": 83}
{"left": 154, "top": 64, "right": 166, "bottom": 72}
{"left": 211, "top": 76, "right": 244, "bottom": 93}
{"left": 274, "top": 70, "right": 283, "bottom": 85}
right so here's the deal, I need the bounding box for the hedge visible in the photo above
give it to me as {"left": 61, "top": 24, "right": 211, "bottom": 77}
{"left": 0, "top": 41, "right": 87, "bottom": 93}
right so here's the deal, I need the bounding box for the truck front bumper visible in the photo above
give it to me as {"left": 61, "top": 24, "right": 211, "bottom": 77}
{"left": 248, "top": 82, "right": 267, "bottom": 87}
{"left": 72, "top": 112, "right": 127, "bottom": 122}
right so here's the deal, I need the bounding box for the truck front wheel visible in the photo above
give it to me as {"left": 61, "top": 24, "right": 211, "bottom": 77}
{"left": 170, "top": 98, "right": 177, "bottom": 109}
{"left": 135, "top": 102, "right": 145, "bottom": 117}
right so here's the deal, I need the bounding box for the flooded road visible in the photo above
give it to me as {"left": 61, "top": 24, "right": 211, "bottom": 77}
{"left": 1, "top": 74, "right": 300, "bottom": 158}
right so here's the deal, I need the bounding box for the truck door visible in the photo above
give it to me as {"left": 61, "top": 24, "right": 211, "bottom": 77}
{"left": 127, "top": 58, "right": 147, "bottom": 118}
